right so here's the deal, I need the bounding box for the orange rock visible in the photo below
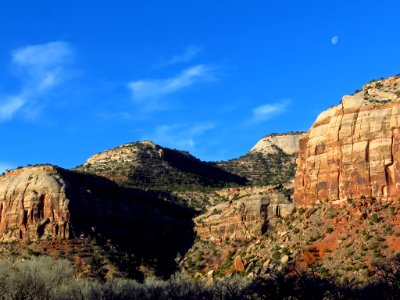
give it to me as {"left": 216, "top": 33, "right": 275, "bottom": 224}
{"left": 295, "top": 76, "right": 400, "bottom": 205}
{"left": 0, "top": 166, "right": 70, "bottom": 242}
{"left": 195, "top": 190, "right": 294, "bottom": 241}
{"left": 233, "top": 256, "right": 245, "bottom": 272}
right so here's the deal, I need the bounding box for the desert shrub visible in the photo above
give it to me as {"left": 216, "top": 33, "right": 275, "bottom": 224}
{"left": 0, "top": 256, "right": 74, "bottom": 300}
{"left": 212, "top": 275, "right": 252, "bottom": 299}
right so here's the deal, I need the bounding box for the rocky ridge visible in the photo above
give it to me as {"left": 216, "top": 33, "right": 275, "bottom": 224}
{"left": 194, "top": 186, "right": 295, "bottom": 243}
{"left": 76, "top": 141, "right": 246, "bottom": 191}
{"left": 295, "top": 75, "right": 400, "bottom": 206}
{"left": 0, "top": 164, "right": 195, "bottom": 279}
{"left": 217, "top": 133, "right": 302, "bottom": 186}
{"left": 250, "top": 132, "right": 303, "bottom": 156}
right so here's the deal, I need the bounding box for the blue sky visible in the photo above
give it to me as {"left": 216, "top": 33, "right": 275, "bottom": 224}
{"left": 1, "top": 0, "right": 400, "bottom": 171}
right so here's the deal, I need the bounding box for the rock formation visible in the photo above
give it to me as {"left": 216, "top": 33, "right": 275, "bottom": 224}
{"left": 195, "top": 187, "right": 294, "bottom": 242}
{"left": 250, "top": 132, "right": 303, "bottom": 156}
{"left": 295, "top": 75, "right": 400, "bottom": 206}
{"left": 0, "top": 166, "right": 71, "bottom": 241}
{"left": 217, "top": 133, "right": 302, "bottom": 186}
{"left": 0, "top": 164, "right": 197, "bottom": 278}
{"left": 76, "top": 141, "right": 246, "bottom": 189}
{"left": 0, "top": 165, "right": 195, "bottom": 254}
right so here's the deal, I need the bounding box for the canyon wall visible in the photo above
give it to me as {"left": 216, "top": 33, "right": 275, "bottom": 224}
{"left": 0, "top": 166, "right": 71, "bottom": 241}
{"left": 195, "top": 187, "right": 294, "bottom": 242}
{"left": 295, "top": 76, "right": 400, "bottom": 206}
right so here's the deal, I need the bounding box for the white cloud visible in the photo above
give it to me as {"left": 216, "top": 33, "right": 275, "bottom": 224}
{"left": 331, "top": 36, "right": 339, "bottom": 45}
{"left": 144, "top": 122, "right": 215, "bottom": 150}
{"left": 251, "top": 100, "right": 289, "bottom": 123}
{"left": 12, "top": 41, "right": 72, "bottom": 70}
{"left": 0, "top": 96, "right": 25, "bottom": 120}
{"left": 127, "top": 65, "right": 214, "bottom": 109}
{"left": 0, "top": 41, "right": 73, "bottom": 121}
{"left": 161, "top": 45, "right": 202, "bottom": 66}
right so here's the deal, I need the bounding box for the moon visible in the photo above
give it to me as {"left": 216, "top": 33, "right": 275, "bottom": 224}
{"left": 331, "top": 36, "right": 339, "bottom": 45}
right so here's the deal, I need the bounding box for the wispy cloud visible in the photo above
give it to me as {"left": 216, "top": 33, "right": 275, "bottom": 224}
{"left": 144, "top": 122, "right": 215, "bottom": 150}
{"left": 0, "top": 41, "right": 73, "bottom": 121}
{"left": 127, "top": 65, "right": 214, "bottom": 110}
{"left": 251, "top": 100, "right": 289, "bottom": 123}
{"left": 160, "top": 45, "right": 202, "bottom": 66}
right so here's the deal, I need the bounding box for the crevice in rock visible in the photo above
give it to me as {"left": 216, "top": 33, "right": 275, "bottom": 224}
{"left": 383, "top": 132, "right": 395, "bottom": 197}
{"left": 337, "top": 103, "right": 345, "bottom": 199}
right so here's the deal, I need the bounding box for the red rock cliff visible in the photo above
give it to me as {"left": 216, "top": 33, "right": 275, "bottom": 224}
{"left": 0, "top": 166, "right": 70, "bottom": 241}
{"left": 295, "top": 75, "right": 400, "bottom": 206}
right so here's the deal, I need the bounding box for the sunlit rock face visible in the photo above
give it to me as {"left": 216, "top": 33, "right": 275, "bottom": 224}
{"left": 0, "top": 166, "right": 71, "bottom": 242}
{"left": 250, "top": 133, "right": 303, "bottom": 156}
{"left": 295, "top": 75, "right": 400, "bottom": 206}
{"left": 195, "top": 187, "right": 294, "bottom": 242}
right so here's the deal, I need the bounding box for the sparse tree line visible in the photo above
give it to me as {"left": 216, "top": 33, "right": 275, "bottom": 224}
{"left": 2, "top": 256, "right": 400, "bottom": 299}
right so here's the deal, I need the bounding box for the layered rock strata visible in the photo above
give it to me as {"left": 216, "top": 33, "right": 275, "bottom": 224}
{"left": 295, "top": 75, "right": 400, "bottom": 206}
{"left": 0, "top": 166, "right": 70, "bottom": 241}
{"left": 0, "top": 165, "right": 195, "bottom": 248}
{"left": 195, "top": 187, "right": 294, "bottom": 242}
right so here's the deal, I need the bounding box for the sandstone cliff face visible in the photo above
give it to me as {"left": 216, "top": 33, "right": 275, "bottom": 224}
{"left": 295, "top": 75, "right": 400, "bottom": 206}
{"left": 195, "top": 187, "right": 294, "bottom": 242}
{"left": 0, "top": 166, "right": 71, "bottom": 242}
{"left": 0, "top": 165, "right": 196, "bottom": 278}
{"left": 250, "top": 133, "right": 303, "bottom": 155}
{"left": 0, "top": 165, "right": 195, "bottom": 246}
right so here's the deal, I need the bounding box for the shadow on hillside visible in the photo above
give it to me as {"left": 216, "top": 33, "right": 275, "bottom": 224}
{"left": 161, "top": 148, "right": 248, "bottom": 186}
{"left": 61, "top": 169, "right": 197, "bottom": 281}
{"left": 127, "top": 147, "right": 248, "bottom": 188}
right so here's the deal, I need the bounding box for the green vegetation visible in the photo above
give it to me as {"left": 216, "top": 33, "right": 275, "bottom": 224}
{"left": 272, "top": 251, "right": 281, "bottom": 260}
{"left": 76, "top": 142, "right": 247, "bottom": 193}
{"left": 371, "top": 213, "right": 380, "bottom": 224}
{"left": 326, "top": 227, "right": 334, "bottom": 234}
{"left": 217, "top": 145, "right": 297, "bottom": 187}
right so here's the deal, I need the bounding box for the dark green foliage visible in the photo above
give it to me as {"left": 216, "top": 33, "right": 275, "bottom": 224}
{"left": 127, "top": 146, "right": 247, "bottom": 189}
{"left": 217, "top": 145, "right": 297, "bottom": 187}
{"left": 76, "top": 142, "right": 247, "bottom": 191}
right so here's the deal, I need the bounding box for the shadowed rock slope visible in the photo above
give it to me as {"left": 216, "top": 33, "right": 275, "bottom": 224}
{"left": 75, "top": 141, "right": 247, "bottom": 190}
{"left": 0, "top": 165, "right": 195, "bottom": 279}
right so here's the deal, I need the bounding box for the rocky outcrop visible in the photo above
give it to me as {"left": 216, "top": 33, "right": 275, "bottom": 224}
{"left": 0, "top": 166, "right": 71, "bottom": 241}
{"left": 76, "top": 141, "right": 246, "bottom": 190}
{"left": 0, "top": 165, "right": 195, "bottom": 245}
{"left": 217, "top": 133, "right": 301, "bottom": 186}
{"left": 250, "top": 133, "right": 303, "bottom": 155}
{"left": 0, "top": 165, "right": 196, "bottom": 278}
{"left": 295, "top": 75, "right": 400, "bottom": 206}
{"left": 195, "top": 187, "right": 294, "bottom": 242}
